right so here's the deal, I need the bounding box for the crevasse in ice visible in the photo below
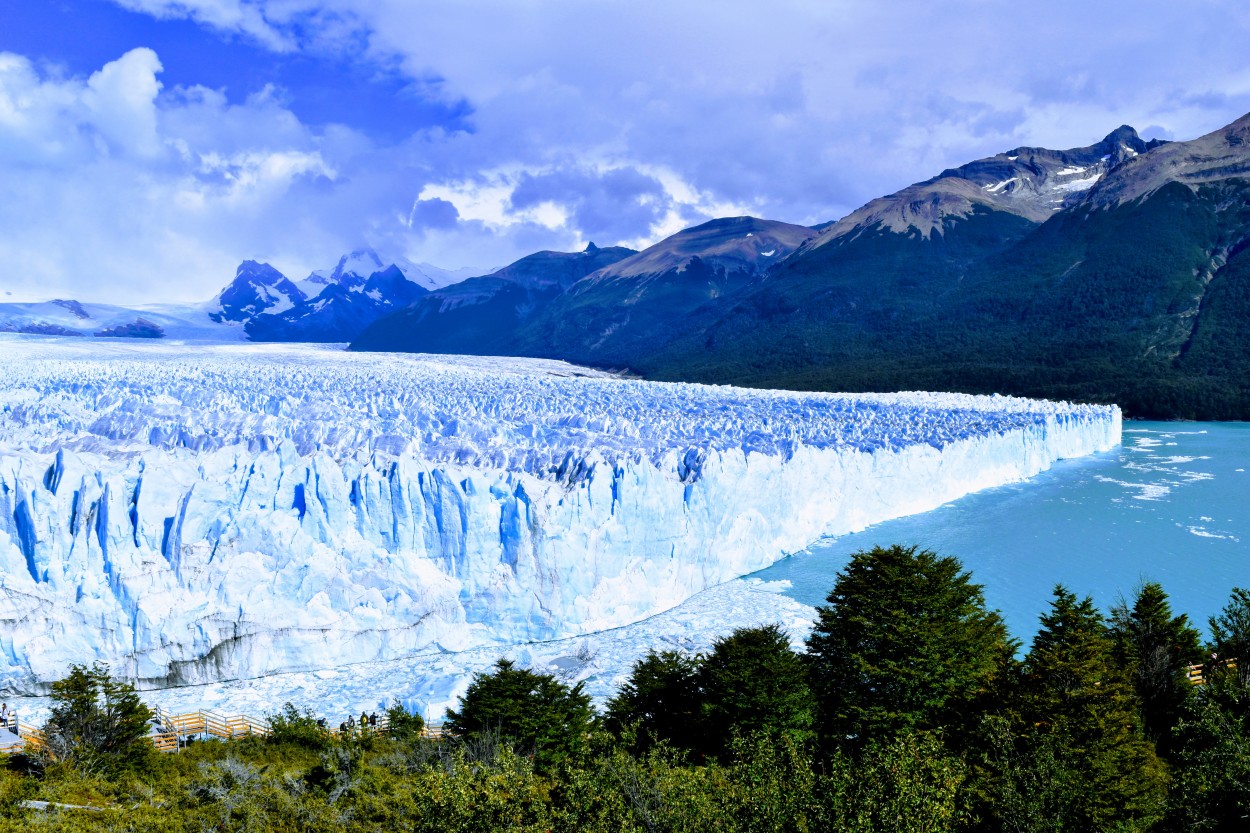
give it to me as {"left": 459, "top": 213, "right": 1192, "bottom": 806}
{"left": 0, "top": 339, "right": 1120, "bottom": 693}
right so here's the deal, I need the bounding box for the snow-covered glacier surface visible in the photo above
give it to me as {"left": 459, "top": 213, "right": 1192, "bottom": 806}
{"left": 0, "top": 336, "right": 1121, "bottom": 694}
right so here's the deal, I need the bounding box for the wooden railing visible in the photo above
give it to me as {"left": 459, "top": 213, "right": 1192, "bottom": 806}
{"left": 2, "top": 708, "right": 445, "bottom": 756}
{"left": 1185, "top": 658, "right": 1238, "bottom": 686}
{"left": 0, "top": 719, "right": 46, "bottom": 755}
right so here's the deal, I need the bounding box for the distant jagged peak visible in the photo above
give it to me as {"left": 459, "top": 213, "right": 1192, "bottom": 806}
{"left": 330, "top": 248, "right": 386, "bottom": 282}
{"left": 808, "top": 125, "right": 1170, "bottom": 250}
{"left": 299, "top": 247, "right": 475, "bottom": 298}
{"left": 234, "top": 260, "right": 290, "bottom": 286}
{"left": 210, "top": 261, "right": 305, "bottom": 324}
{"left": 586, "top": 216, "right": 815, "bottom": 282}
{"left": 1082, "top": 110, "right": 1250, "bottom": 208}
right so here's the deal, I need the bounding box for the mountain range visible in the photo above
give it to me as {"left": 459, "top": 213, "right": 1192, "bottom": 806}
{"left": 209, "top": 249, "right": 480, "bottom": 342}
{"left": 6, "top": 111, "right": 1250, "bottom": 418}
{"left": 351, "top": 216, "right": 814, "bottom": 357}
{"left": 0, "top": 249, "right": 480, "bottom": 343}
{"left": 353, "top": 113, "right": 1250, "bottom": 419}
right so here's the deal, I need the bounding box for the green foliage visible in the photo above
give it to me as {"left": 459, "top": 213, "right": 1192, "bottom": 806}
{"left": 384, "top": 700, "right": 426, "bottom": 742}
{"left": 42, "top": 663, "right": 154, "bottom": 776}
{"left": 806, "top": 545, "right": 1012, "bottom": 746}
{"left": 444, "top": 659, "right": 595, "bottom": 773}
{"left": 605, "top": 649, "right": 704, "bottom": 755}
{"left": 697, "top": 625, "right": 814, "bottom": 759}
{"left": 265, "top": 702, "right": 331, "bottom": 751}
{"left": 1108, "top": 581, "right": 1203, "bottom": 749}
{"left": 717, "top": 732, "right": 831, "bottom": 833}
{"left": 1209, "top": 586, "right": 1250, "bottom": 686}
{"left": 1163, "top": 673, "right": 1250, "bottom": 832}
{"left": 607, "top": 627, "right": 815, "bottom": 761}
{"left": 1019, "top": 586, "right": 1167, "bottom": 832}
{"left": 839, "top": 731, "right": 965, "bottom": 833}
{"left": 969, "top": 714, "right": 1077, "bottom": 833}
{"left": 11, "top": 554, "right": 1250, "bottom": 832}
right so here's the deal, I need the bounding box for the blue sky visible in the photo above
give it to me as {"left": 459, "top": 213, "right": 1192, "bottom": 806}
{"left": 2, "top": 0, "right": 1250, "bottom": 303}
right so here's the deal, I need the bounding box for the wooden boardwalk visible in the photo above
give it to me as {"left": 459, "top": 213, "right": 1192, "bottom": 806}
{"left": 2, "top": 707, "right": 444, "bottom": 756}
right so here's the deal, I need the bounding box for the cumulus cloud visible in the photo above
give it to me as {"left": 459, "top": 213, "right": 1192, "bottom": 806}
{"left": 113, "top": 0, "right": 298, "bottom": 51}
{"left": 83, "top": 47, "right": 166, "bottom": 157}
{"left": 106, "top": 1, "right": 1250, "bottom": 214}
{"left": 507, "top": 167, "right": 671, "bottom": 245}
{"left": 0, "top": 49, "right": 166, "bottom": 165}
{"left": 4, "top": 1, "right": 1250, "bottom": 302}
{"left": 0, "top": 49, "right": 365, "bottom": 302}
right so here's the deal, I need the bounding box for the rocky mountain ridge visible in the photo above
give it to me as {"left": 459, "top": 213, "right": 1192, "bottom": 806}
{"left": 354, "top": 110, "right": 1250, "bottom": 419}
{"left": 808, "top": 126, "right": 1165, "bottom": 249}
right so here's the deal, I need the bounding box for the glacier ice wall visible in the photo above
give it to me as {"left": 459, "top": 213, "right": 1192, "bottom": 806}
{"left": 0, "top": 338, "right": 1121, "bottom": 693}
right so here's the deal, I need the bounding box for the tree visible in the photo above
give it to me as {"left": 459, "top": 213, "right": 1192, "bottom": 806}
{"left": 605, "top": 649, "right": 704, "bottom": 755}
{"left": 1164, "top": 672, "right": 1250, "bottom": 832}
{"left": 265, "top": 702, "right": 330, "bottom": 750}
{"left": 42, "top": 663, "right": 153, "bottom": 774}
{"left": 697, "top": 624, "right": 814, "bottom": 759}
{"left": 1017, "top": 586, "right": 1166, "bottom": 832}
{"left": 805, "top": 545, "right": 1013, "bottom": 747}
{"left": 1108, "top": 581, "right": 1203, "bottom": 749}
{"left": 970, "top": 714, "right": 1076, "bottom": 833}
{"left": 384, "top": 700, "right": 427, "bottom": 742}
{"left": 1209, "top": 586, "right": 1250, "bottom": 686}
{"left": 837, "top": 731, "right": 965, "bottom": 833}
{"left": 444, "top": 659, "right": 595, "bottom": 772}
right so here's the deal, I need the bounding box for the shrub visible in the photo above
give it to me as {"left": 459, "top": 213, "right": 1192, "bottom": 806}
{"left": 445, "top": 659, "right": 595, "bottom": 773}
{"left": 42, "top": 663, "right": 154, "bottom": 775}
{"left": 265, "top": 702, "right": 330, "bottom": 751}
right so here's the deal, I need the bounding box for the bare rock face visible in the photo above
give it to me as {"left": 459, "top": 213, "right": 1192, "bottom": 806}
{"left": 806, "top": 127, "right": 1165, "bottom": 248}
{"left": 1083, "top": 113, "right": 1250, "bottom": 208}
{"left": 579, "top": 216, "right": 814, "bottom": 284}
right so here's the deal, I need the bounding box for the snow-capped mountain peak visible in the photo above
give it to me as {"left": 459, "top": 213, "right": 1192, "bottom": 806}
{"left": 294, "top": 249, "right": 476, "bottom": 299}
{"left": 331, "top": 248, "right": 387, "bottom": 283}
{"left": 209, "top": 261, "right": 306, "bottom": 324}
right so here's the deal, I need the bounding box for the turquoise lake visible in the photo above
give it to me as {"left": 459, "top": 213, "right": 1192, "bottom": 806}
{"left": 751, "top": 422, "right": 1250, "bottom": 644}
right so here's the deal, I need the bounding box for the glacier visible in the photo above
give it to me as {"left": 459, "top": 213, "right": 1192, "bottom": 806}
{"left": 0, "top": 336, "right": 1120, "bottom": 694}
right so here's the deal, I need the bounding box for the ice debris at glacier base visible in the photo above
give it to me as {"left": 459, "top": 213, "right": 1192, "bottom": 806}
{"left": 0, "top": 336, "right": 1121, "bottom": 694}
{"left": 7, "top": 577, "right": 817, "bottom": 726}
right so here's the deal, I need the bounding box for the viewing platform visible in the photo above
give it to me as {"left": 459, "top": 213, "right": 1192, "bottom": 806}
{"left": 1185, "top": 658, "right": 1238, "bottom": 687}
{"left": 0, "top": 707, "right": 445, "bottom": 757}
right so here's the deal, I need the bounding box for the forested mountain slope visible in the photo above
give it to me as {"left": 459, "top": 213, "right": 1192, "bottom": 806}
{"left": 354, "top": 114, "right": 1250, "bottom": 419}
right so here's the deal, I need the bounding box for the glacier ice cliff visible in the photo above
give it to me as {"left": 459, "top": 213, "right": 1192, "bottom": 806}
{"left": 0, "top": 337, "right": 1121, "bottom": 693}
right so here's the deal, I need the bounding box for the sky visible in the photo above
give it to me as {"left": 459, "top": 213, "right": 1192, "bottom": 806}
{"left": 2, "top": 1, "right": 1250, "bottom": 303}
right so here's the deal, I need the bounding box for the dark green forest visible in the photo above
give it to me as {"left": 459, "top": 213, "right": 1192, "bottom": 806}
{"left": 636, "top": 182, "right": 1250, "bottom": 420}
{"left": 3, "top": 545, "right": 1248, "bottom": 831}
{"left": 352, "top": 178, "right": 1250, "bottom": 420}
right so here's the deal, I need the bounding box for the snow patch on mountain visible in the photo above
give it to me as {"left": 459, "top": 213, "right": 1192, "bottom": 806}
{"left": 1051, "top": 173, "right": 1103, "bottom": 193}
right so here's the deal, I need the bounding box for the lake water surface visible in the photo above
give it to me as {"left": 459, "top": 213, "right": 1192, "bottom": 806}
{"left": 751, "top": 422, "right": 1250, "bottom": 643}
